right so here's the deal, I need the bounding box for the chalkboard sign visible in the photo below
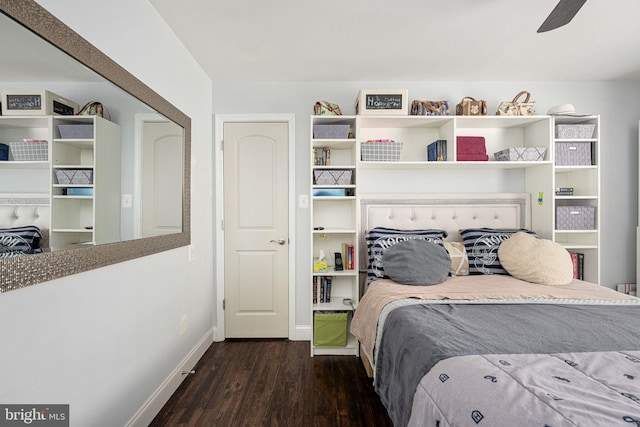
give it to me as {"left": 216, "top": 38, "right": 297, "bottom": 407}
{"left": 365, "top": 94, "right": 403, "bottom": 110}
{"left": 356, "top": 89, "right": 408, "bottom": 115}
{"left": 6, "top": 94, "right": 42, "bottom": 111}
{"left": 53, "top": 100, "right": 75, "bottom": 115}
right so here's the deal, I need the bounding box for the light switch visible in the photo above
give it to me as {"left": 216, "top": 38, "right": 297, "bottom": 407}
{"left": 299, "top": 194, "right": 309, "bottom": 209}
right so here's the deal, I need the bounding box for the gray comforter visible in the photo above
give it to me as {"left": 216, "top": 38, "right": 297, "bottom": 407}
{"left": 376, "top": 302, "right": 640, "bottom": 427}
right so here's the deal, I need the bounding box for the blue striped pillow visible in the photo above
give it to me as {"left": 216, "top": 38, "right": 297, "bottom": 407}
{"left": 365, "top": 227, "right": 447, "bottom": 282}
{"left": 460, "top": 228, "right": 537, "bottom": 275}
{"left": 0, "top": 226, "right": 43, "bottom": 254}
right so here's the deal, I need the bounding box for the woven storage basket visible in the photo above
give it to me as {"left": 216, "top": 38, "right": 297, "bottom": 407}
{"left": 55, "top": 169, "right": 93, "bottom": 185}
{"left": 8, "top": 141, "right": 48, "bottom": 161}
{"left": 361, "top": 141, "right": 403, "bottom": 161}
{"left": 555, "top": 124, "right": 596, "bottom": 139}
{"left": 556, "top": 206, "right": 596, "bottom": 230}
{"left": 494, "top": 147, "right": 546, "bottom": 161}
{"left": 313, "top": 124, "right": 350, "bottom": 139}
{"left": 314, "top": 169, "right": 352, "bottom": 185}
{"left": 555, "top": 141, "right": 592, "bottom": 166}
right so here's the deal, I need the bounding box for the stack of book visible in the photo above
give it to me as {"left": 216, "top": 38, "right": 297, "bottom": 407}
{"left": 313, "top": 147, "right": 331, "bottom": 165}
{"left": 312, "top": 276, "right": 332, "bottom": 304}
{"left": 341, "top": 243, "right": 355, "bottom": 270}
{"left": 555, "top": 187, "right": 574, "bottom": 196}
{"left": 427, "top": 139, "right": 447, "bottom": 161}
{"left": 570, "top": 252, "right": 584, "bottom": 280}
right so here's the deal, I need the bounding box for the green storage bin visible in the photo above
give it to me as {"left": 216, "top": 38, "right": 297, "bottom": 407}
{"left": 314, "top": 311, "right": 348, "bottom": 347}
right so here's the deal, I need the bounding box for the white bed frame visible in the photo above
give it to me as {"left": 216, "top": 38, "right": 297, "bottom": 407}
{"left": 0, "top": 193, "right": 50, "bottom": 248}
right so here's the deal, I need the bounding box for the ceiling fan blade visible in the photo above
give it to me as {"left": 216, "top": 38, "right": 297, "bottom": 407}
{"left": 537, "top": 0, "right": 587, "bottom": 33}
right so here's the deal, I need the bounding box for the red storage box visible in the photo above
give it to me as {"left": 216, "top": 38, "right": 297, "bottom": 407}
{"left": 456, "top": 136, "right": 487, "bottom": 161}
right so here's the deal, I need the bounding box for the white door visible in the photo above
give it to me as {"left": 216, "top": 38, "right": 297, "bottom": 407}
{"left": 223, "top": 122, "right": 289, "bottom": 338}
{"left": 141, "top": 120, "right": 183, "bottom": 237}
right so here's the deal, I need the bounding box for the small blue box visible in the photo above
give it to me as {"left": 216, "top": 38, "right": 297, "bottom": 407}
{"left": 0, "top": 143, "right": 8, "bottom": 161}
{"left": 65, "top": 187, "right": 93, "bottom": 196}
{"left": 313, "top": 188, "right": 346, "bottom": 197}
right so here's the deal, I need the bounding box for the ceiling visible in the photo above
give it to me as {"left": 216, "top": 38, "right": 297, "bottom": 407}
{"left": 149, "top": 0, "right": 640, "bottom": 82}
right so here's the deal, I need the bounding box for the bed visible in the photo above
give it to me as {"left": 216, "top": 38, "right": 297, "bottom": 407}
{"left": 0, "top": 193, "right": 49, "bottom": 258}
{"left": 350, "top": 193, "right": 640, "bottom": 427}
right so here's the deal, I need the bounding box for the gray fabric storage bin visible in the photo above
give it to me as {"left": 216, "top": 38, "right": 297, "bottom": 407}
{"left": 556, "top": 206, "right": 596, "bottom": 230}
{"left": 57, "top": 124, "right": 94, "bottom": 139}
{"left": 313, "top": 124, "right": 350, "bottom": 139}
{"left": 314, "top": 169, "right": 352, "bottom": 185}
{"left": 555, "top": 124, "right": 596, "bottom": 139}
{"left": 555, "top": 141, "right": 592, "bottom": 166}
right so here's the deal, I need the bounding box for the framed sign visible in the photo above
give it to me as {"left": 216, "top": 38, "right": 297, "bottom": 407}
{"left": 355, "top": 89, "right": 408, "bottom": 115}
{"left": 1, "top": 90, "right": 78, "bottom": 116}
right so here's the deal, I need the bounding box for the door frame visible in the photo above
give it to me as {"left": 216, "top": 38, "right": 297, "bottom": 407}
{"left": 214, "top": 114, "right": 296, "bottom": 341}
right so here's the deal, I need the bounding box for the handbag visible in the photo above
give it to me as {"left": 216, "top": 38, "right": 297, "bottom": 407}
{"left": 455, "top": 96, "right": 487, "bottom": 116}
{"left": 314, "top": 101, "right": 342, "bottom": 116}
{"left": 496, "top": 91, "right": 536, "bottom": 116}
{"left": 410, "top": 100, "right": 450, "bottom": 116}
{"left": 78, "top": 101, "right": 111, "bottom": 120}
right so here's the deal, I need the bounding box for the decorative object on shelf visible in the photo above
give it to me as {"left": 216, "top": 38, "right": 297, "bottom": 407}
{"left": 410, "top": 100, "right": 450, "bottom": 116}
{"left": 455, "top": 97, "right": 487, "bottom": 116}
{"left": 456, "top": 136, "right": 488, "bottom": 161}
{"left": 334, "top": 252, "right": 344, "bottom": 271}
{"left": 7, "top": 140, "right": 48, "bottom": 161}
{"left": 1, "top": 89, "right": 78, "bottom": 116}
{"left": 555, "top": 187, "right": 574, "bottom": 196}
{"left": 547, "top": 103, "right": 589, "bottom": 117}
{"left": 496, "top": 91, "right": 536, "bottom": 116}
{"left": 78, "top": 101, "right": 111, "bottom": 120}
{"left": 313, "top": 101, "right": 342, "bottom": 116}
{"left": 313, "top": 250, "right": 328, "bottom": 273}
{"left": 494, "top": 147, "right": 546, "bottom": 161}
{"left": 312, "top": 124, "right": 350, "bottom": 139}
{"left": 355, "top": 89, "right": 408, "bottom": 115}
{"left": 361, "top": 140, "right": 403, "bottom": 161}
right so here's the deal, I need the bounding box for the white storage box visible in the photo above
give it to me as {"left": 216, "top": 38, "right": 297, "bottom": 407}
{"left": 555, "top": 124, "right": 596, "bottom": 139}
{"left": 556, "top": 206, "right": 596, "bottom": 230}
{"left": 55, "top": 169, "right": 93, "bottom": 185}
{"left": 555, "top": 141, "right": 592, "bottom": 166}
{"left": 8, "top": 141, "right": 48, "bottom": 161}
{"left": 494, "top": 147, "right": 546, "bottom": 161}
{"left": 57, "top": 124, "right": 94, "bottom": 139}
{"left": 314, "top": 169, "right": 352, "bottom": 185}
{"left": 355, "top": 89, "right": 408, "bottom": 115}
{"left": 313, "top": 124, "right": 350, "bottom": 139}
{"left": 2, "top": 90, "right": 78, "bottom": 116}
{"left": 361, "top": 141, "right": 403, "bottom": 161}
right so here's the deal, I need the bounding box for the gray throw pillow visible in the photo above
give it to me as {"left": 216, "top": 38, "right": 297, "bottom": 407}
{"left": 382, "top": 239, "right": 450, "bottom": 286}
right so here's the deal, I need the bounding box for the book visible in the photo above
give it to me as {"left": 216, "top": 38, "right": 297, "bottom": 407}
{"left": 570, "top": 252, "right": 584, "bottom": 280}
{"left": 427, "top": 139, "right": 447, "bottom": 161}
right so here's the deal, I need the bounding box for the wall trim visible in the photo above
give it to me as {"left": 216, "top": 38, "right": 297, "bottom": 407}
{"left": 126, "top": 327, "right": 215, "bottom": 427}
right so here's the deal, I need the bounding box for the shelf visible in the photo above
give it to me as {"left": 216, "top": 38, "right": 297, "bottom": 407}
{"left": 312, "top": 270, "right": 358, "bottom": 277}
{"left": 358, "top": 160, "right": 553, "bottom": 170}
{"left": 53, "top": 138, "right": 93, "bottom": 147}
{"left": 0, "top": 160, "right": 49, "bottom": 169}
{"left": 312, "top": 228, "right": 356, "bottom": 234}
{"left": 312, "top": 335, "right": 359, "bottom": 356}
{"left": 51, "top": 228, "right": 93, "bottom": 233}
{"left": 312, "top": 195, "right": 356, "bottom": 200}
{"left": 53, "top": 195, "right": 93, "bottom": 200}
{"left": 312, "top": 300, "right": 356, "bottom": 311}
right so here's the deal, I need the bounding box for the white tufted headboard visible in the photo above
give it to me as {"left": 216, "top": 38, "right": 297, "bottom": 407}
{"left": 360, "top": 193, "right": 531, "bottom": 242}
{"left": 0, "top": 193, "right": 50, "bottom": 249}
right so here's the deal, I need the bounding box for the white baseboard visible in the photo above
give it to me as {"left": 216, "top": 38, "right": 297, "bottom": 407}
{"left": 293, "top": 324, "right": 311, "bottom": 341}
{"left": 126, "top": 327, "right": 215, "bottom": 427}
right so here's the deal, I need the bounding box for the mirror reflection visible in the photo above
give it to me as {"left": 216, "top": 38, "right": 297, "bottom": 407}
{"left": 0, "top": 10, "right": 184, "bottom": 258}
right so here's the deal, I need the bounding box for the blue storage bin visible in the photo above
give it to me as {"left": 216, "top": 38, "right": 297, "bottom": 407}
{"left": 0, "top": 143, "right": 8, "bottom": 161}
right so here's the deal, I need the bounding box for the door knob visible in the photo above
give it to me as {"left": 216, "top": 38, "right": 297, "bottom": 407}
{"left": 270, "top": 238, "right": 286, "bottom": 245}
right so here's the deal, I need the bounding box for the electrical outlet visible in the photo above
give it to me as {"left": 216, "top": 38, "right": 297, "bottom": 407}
{"left": 180, "top": 315, "right": 188, "bottom": 336}
{"left": 188, "top": 245, "right": 195, "bottom": 261}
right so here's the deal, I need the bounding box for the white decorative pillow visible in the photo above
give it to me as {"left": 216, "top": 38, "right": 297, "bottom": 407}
{"left": 443, "top": 241, "right": 469, "bottom": 276}
{"left": 497, "top": 232, "right": 573, "bottom": 286}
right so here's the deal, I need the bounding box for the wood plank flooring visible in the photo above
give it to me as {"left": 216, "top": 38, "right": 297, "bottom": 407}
{"left": 149, "top": 339, "right": 393, "bottom": 427}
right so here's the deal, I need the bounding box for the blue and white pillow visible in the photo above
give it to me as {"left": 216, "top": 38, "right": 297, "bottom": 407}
{"left": 0, "top": 225, "right": 43, "bottom": 256}
{"left": 460, "top": 227, "right": 537, "bottom": 275}
{"left": 365, "top": 227, "right": 447, "bottom": 282}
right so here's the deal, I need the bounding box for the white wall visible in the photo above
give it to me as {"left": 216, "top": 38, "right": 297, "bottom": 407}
{"left": 0, "top": 1, "right": 214, "bottom": 426}
{"left": 212, "top": 80, "right": 640, "bottom": 328}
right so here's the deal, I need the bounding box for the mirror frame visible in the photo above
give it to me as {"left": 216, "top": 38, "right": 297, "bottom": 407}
{"left": 0, "top": 0, "right": 191, "bottom": 293}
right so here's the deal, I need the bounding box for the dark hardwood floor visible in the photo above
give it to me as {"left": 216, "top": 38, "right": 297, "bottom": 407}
{"left": 149, "top": 339, "right": 393, "bottom": 427}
